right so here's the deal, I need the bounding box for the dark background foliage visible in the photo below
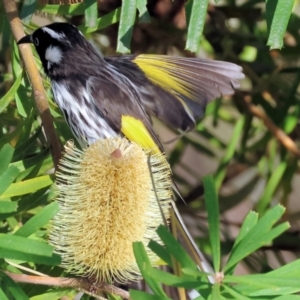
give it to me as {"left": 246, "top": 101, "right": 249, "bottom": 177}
{"left": 0, "top": 0, "right": 299, "bottom": 299}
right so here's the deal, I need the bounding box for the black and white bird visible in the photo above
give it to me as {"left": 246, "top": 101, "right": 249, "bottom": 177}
{"left": 18, "top": 22, "right": 244, "bottom": 272}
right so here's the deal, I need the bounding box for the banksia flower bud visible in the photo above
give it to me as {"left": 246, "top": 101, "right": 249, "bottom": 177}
{"left": 49, "top": 138, "right": 172, "bottom": 282}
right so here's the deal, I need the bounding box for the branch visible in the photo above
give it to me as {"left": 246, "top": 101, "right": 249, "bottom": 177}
{"left": 5, "top": 271, "right": 131, "bottom": 300}
{"left": 3, "top": 0, "right": 62, "bottom": 168}
{"left": 243, "top": 95, "right": 300, "bottom": 158}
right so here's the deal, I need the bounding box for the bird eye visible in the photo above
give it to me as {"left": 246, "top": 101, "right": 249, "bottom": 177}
{"left": 34, "top": 38, "right": 39, "bottom": 46}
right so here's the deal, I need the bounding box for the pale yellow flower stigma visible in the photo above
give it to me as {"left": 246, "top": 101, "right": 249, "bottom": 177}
{"left": 49, "top": 137, "right": 172, "bottom": 283}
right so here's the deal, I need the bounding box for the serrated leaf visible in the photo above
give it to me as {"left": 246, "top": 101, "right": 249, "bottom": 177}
{"left": 0, "top": 175, "right": 54, "bottom": 199}
{"left": 14, "top": 202, "right": 59, "bottom": 237}
{"left": 116, "top": 0, "right": 137, "bottom": 53}
{"left": 185, "top": 0, "right": 209, "bottom": 53}
{"left": 225, "top": 221, "right": 289, "bottom": 271}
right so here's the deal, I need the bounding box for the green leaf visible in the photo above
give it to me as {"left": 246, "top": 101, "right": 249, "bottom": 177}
{"left": 203, "top": 175, "right": 220, "bottom": 272}
{"left": 0, "top": 166, "right": 20, "bottom": 196}
{"left": 0, "top": 175, "right": 54, "bottom": 199}
{"left": 14, "top": 202, "right": 59, "bottom": 237}
{"left": 130, "top": 290, "right": 164, "bottom": 300}
{"left": 147, "top": 267, "right": 200, "bottom": 289}
{"left": 116, "top": 0, "right": 137, "bottom": 53}
{"left": 0, "top": 144, "right": 15, "bottom": 176}
{"left": 20, "top": 0, "right": 37, "bottom": 24}
{"left": 79, "top": 8, "right": 121, "bottom": 34}
{"left": 0, "top": 271, "right": 28, "bottom": 300}
{"left": 148, "top": 240, "right": 172, "bottom": 266}
{"left": 136, "top": 0, "right": 150, "bottom": 23}
{"left": 222, "top": 284, "right": 252, "bottom": 300}
{"left": 225, "top": 205, "right": 289, "bottom": 271}
{"left": 84, "top": 0, "right": 98, "bottom": 28}
{"left": 266, "top": 0, "right": 294, "bottom": 49}
{"left": 211, "top": 283, "right": 221, "bottom": 300}
{"left": 133, "top": 242, "right": 168, "bottom": 298}
{"left": 185, "top": 0, "right": 209, "bottom": 53}
{"left": 0, "top": 201, "right": 17, "bottom": 214}
{"left": 256, "top": 159, "right": 288, "bottom": 213}
{"left": 30, "top": 290, "right": 72, "bottom": 300}
{"left": 37, "top": 3, "right": 85, "bottom": 15}
{"left": 214, "top": 117, "right": 245, "bottom": 190}
{"left": 156, "top": 225, "right": 196, "bottom": 270}
{"left": 0, "top": 288, "right": 9, "bottom": 300}
{"left": 225, "top": 275, "right": 300, "bottom": 296}
{"left": 0, "top": 71, "right": 23, "bottom": 114}
{"left": 0, "top": 235, "right": 60, "bottom": 265}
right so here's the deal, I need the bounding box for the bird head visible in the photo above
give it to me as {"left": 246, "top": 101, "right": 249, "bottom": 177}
{"left": 18, "top": 23, "right": 101, "bottom": 78}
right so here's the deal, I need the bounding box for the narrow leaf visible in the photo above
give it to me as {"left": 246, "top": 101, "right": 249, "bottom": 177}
{"left": 185, "top": 0, "right": 209, "bottom": 52}
{"left": 20, "top": 0, "right": 37, "bottom": 24}
{"left": 0, "top": 144, "right": 15, "bottom": 176}
{"left": 136, "top": 0, "right": 150, "bottom": 23}
{"left": 84, "top": 0, "right": 98, "bottom": 28}
{"left": 148, "top": 240, "right": 172, "bottom": 266}
{"left": 79, "top": 8, "right": 121, "bottom": 34}
{"left": 116, "top": 0, "right": 137, "bottom": 53}
{"left": 0, "top": 271, "right": 28, "bottom": 300}
{"left": 266, "top": 0, "right": 294, "bottom": 49}
{"left": 0, "top": 72, "right": 23, "bottom": 114}
{"left": 156, "top": 225, "right": 196, "bottom": 270}
{"left": 0, "top": 202, "right": 17, "bottom": 214}
{"left": 130, "top": 290, "right": 165, "bottom": 300}
{"left": 133, "top": 242, "right": 168, "bottom": 298}
{"left": 14, "top": 202, "right": 59, "bottom": 237}
{"left": 37, "top": 3, "right": 85, "bottom": 15}
{"left": 203, "top": 175, "right": 220, "bottom": 272}
{"left": 0, "top": 166, "right": 20, "bottom": 196}
{"left": 0, "top": 175, "right": 54, "bottom": 199}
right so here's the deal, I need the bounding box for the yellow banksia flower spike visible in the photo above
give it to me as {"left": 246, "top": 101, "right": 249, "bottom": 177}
{"left": 49, "top": 137, "right": 172, "bottom": 282}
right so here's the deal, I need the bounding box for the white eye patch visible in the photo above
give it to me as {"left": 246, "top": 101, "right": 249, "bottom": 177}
{"left": 42, "top": 27, "right": 66, "bottom": 41}
{"left": 45, "top": 46, "right": 63, "bottom": 64}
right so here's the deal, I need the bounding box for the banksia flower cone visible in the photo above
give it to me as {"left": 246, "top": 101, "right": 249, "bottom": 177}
{"left": 49, "top": 138, "right": 172, "bottom": 282}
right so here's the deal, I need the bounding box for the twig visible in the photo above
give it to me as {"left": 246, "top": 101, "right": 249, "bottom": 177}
{"left": 5, "top": 271, "right": 131, "bottom": 300}
{"left": 3, "top": 0, "right": 62, "bottom": 168}
{"left": 243, "top": 95, "right": 300, "bottom": 158}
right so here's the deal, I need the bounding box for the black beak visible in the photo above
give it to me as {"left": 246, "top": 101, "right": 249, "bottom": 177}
{"left": 17, "top": 35, "right": 33, "bottom": 45}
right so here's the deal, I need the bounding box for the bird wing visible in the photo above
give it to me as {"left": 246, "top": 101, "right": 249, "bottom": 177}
{"left": 86, "top": 72, "right": 164, "bottom": 154}
{"left": 106, "top": 54, "right": 244, "bottom": 131}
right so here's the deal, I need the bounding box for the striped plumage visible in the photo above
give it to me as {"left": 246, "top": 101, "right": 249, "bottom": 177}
{"left": 18, "top": 22, "right": 244, "bottom": 272}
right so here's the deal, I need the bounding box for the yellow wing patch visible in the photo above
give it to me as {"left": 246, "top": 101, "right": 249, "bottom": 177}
{"left": 133, "top": 54, "right": 192, "bottom": 99}
{"left": 121, "top": 115, "right": 160, "bottom": 154}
